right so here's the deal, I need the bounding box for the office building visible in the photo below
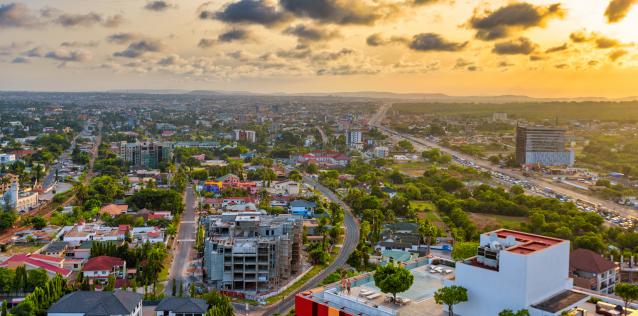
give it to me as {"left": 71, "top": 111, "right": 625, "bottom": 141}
{"left": 202, "top": 212, "right": 302, "bottom": 294}
{"left": 515, "top": 126, "right": 574, "bottom": 167}
{"left": 450, "top": 229, "right": 589, "bottom": 316}
{"left": 118, "top": 141, "right": 172, "bottom": 169}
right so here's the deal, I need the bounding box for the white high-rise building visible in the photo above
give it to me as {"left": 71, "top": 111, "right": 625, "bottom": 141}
{"left": 345, "top": 130, "right": 362, "bottom": 147}
{"left": 450, "top": 229, "right": 589, "bottom": 316}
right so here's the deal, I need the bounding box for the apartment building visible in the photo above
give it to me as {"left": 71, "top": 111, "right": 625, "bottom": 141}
{"left": 515, "top": 126, "right": 574, "bottom": 167}
{"left": 451, "top": 229, "right": 589, "bottom": 316}
{"left": 118, "top": 141, "right": 172, "bottom": 169}
{"left": 233, "top": 130, "right": 256, "bottom": 143}
{"left": 570, "top": 248, "right": 618, "bottom": 294}
{"left": 202, "top": 212, "right": 302, "bottom": 294}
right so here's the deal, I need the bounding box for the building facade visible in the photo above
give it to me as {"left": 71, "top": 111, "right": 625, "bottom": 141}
{"left": 202, "top": 212, "right": 302, "bottom": 294}
{"left": 450, "top": 229, "right": 589, "bottom": 316}
{"left": 233, "top": 130, "right": 256, "bottom": 143}
{"left": 515, "top": 126, "right": 574, "bottom": 167}
{"left": 570, "top": 248, "right": 618, "bottom": 295}
{"left": 118, "top": 141, "right": 173, "bottom": 169}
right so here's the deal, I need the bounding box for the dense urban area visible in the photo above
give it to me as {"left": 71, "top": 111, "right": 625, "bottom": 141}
{"left": 3, "top": 91, "right": 638, "bottom": 316}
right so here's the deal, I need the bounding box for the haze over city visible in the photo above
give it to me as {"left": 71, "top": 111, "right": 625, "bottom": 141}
{"left": 1, "top": 0, "right": 638, "bottom": 97}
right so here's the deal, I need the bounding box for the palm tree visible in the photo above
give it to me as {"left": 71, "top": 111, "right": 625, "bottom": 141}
{"left": 418, "top": 219, "right": 442, "bottom": 256}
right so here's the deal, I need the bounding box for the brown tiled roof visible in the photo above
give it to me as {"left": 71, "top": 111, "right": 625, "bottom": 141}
{"left": 570, "top": 248, "right": 616, "bottom": 273}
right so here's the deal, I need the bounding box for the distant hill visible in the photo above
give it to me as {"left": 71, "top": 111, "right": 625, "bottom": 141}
{"left": 101, "top": 89, "right": 638, "bottom": 103}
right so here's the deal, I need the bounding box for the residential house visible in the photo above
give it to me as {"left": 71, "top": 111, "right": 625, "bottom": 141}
{"left": 570, "top": 248, "right": 618, "bottom": 294}
{"left": 82, "top": 256, "right": 126, "bottom": 283}
{"left": 381, "top": 187, "right": 398, "bottom": 198}
{"left": 41, "top": 241, "right": 68, "bottom": 257}
{"left": 289, "top": 200, "right": 317, "bottom": 217}
{"left": 155, "top": 297, "right": 208, "bottom": 316}
{"left": 100, "top": 204, "right": 129, "bottom": 217}
{"left": 0, "top": 253, "right": 72, "bottom": 278}
{"left": 131, "top": 227, "right": 165, "bottom": 244}
{"left": 48, "top": 291, "right": 142, "bottom": 316}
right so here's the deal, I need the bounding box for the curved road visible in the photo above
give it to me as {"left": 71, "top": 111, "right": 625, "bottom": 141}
{"left": 263, "top": 175, "right": 360, "bottom": 315}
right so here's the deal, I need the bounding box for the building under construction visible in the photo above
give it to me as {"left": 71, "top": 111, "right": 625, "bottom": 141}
{"left": 202, "top": 212, "right": 302, "bottom": 294}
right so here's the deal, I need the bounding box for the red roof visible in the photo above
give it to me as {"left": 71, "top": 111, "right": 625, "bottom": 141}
{"left": 29, "top": 253, "right": 64, "bottom": 264}
{"left": 82, "top": 256, "right": 125, "bottom": 272}
{"left": 0, "top": 254, "right": 71, "bottom": 277}
{"left": 570, "top": 248, "right": 616, "bottom": 273}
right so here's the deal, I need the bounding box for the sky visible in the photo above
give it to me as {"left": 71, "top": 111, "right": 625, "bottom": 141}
{"left": 0, "top": 0, "right": 637, "bottom": 97}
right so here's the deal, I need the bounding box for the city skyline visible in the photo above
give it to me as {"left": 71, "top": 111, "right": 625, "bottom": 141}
{"left": 1, "top": 0, "right": 637, "bottom": 97}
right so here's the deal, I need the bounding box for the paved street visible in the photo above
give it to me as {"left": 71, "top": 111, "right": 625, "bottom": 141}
{"left": 373, "top": 104, "right": 638, "bottom": 220}
{"left": 165, "top": 185, "right": 198, "bottom": 295}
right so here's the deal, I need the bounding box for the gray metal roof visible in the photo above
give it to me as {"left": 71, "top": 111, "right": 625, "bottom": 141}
{"left": 155, "top": 297, "right": 208, "bottom": 313}
{"left": 47, "top": 291, "right": 142, "bottom": 316}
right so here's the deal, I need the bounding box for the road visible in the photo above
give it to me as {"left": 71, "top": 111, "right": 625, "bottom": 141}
{"left": 165, "top": 185, "right": 198, "bottom": 295}
{"left": 372, "top": 104, "right": 638, "bottom": 220}
{"left": 262, "top": 175, "right": 360, "bottom": 315}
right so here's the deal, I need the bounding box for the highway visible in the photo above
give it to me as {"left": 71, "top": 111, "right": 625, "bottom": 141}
{"left": 372, "top": 104, "right": 638, "bottom": 222}
{"left": 165, "top": 185, "right": 198, "bottom": 295}
{"left": 262, "top": 175, "right": 360, "bottom": 315}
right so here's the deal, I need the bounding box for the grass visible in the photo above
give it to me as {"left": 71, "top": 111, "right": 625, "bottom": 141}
{"left": 391, "top": 161, "right": 430, "bottom": 177}
{"left": 410, "top": 200, "right": 437, "bottom": 212}
{"left": 266, "top": 246, "right": 342, "bottom": 305}
{"left": 3, "top": 243, "right": 43, "bottom": 255}
{"left": 468, "top": 213, "right": 528, "bottom": 231}
{"left": 266, "top": 265, "right": 324, "bottom": 304}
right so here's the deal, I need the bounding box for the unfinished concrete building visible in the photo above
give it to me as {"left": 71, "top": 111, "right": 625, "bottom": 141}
{"left": 202, "top": 212, "right": 302, "bottom": 294}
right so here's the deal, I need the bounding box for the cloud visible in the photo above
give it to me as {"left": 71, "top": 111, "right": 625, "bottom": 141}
{"left": 218, "top": 28, "right": 252, "bottom": 42}
{"left": 23, "top": 46, "right": 47, "bottom": 57}
{"left": 469, "top": 2, "right": 565, "bottom": 40}
{"left": 276, "top": 44, "right": 312, "bottom": 59}
{"left": 45, "top": 49, "right": 92, "bottom": 62}
{"left": 283, "top": 24, "right": 340, "bottom": 42}
{"left": 0, "top": 3, "right": 43, "bottom": 28}
{"left": 365, "top": 33, "right": 408, "bottom": 46}
{"left": 103, "top": 14, "right": 125, "bottom": 28}
{"left": 545, "top": 43, "right": 568, "bottom": 53}
{"left": 54, "top": 12, "right": 124, "bottom": 28}
{"left": 107, "top": 33, "right": 144, "bottom": 44}
{"left": 453, "top": 58, "right": 474, "bottom": 69}
{"left": 202, "top": 0, "right": 292, "bottom": 26}
{"left": 279, "top": 0, "right": 397, "bottom": 25}
{"left": 569, "top": 31, "right": 623, "bottom": 49}
{"left": 11, "top": 56, "right": 29, "bottom": 63}
{"left": 605, "top": 0, "right": 638, "bottom": 23}
{"left": 61, "top": 41, "right": 99, "bottom": 48}
{"left": 144, "top": 1, "right": 176, "bottom": 11}
{"left": 492, "top": 37, "right": 538, "bottom": 55}
{"left": 408, "top": 33, "right": 467, "bottom": 52}
{"left": 555, "top": 63, "right": 568, "bottom": 69}
{"left": 198, "top": 38, "right": 216, "bottom": 48}
{"left": 113, "top": 39, "right": 164, "bottom": 58}
{"left": 609, "top": 48, "right": 628, "bottom": 61}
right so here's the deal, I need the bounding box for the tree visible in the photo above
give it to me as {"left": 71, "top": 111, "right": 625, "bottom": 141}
{"left": 178, "top": 280, "right": 184, "bottom": 297}
{"left": 202, "top": 290, "right": 234, "bottom": 316}
{"left": 418, "top": 219, "right": 441, "bottom": 256}
{"left": 451, "top": 242, "right": 478, "bottom": 261}
{"left": 434, "top": 286, "right": 468, "bottom": 316}
{"left": 1, "top": 300, "right": 8, "bottom": 316}
{"left": 171, "top": 279, "right": 177, "bottom": 296}
{"left": 104, "top": 275, "right": 116, "bottom": 291}
{"left": 373, "top": 263, "right": 414, "bottom": 303}
{"left": 615, "top": 283, "right": 638, "bottom": 316}
{"left": 11, "top": 299, "right": 35, "bottom": 316}
{"left": 500, "top": 309, "right": 530, "bottom": 316}
{"left": 189, "top": 282, "right": 195, "bottom": 297}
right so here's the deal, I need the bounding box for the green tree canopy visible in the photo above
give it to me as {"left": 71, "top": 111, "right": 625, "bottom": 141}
{"left": 434, "top": 285, "right": 468, "bottom": 316}
{"left": 373, "top": 263, "right": 414, "bottom": 302}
